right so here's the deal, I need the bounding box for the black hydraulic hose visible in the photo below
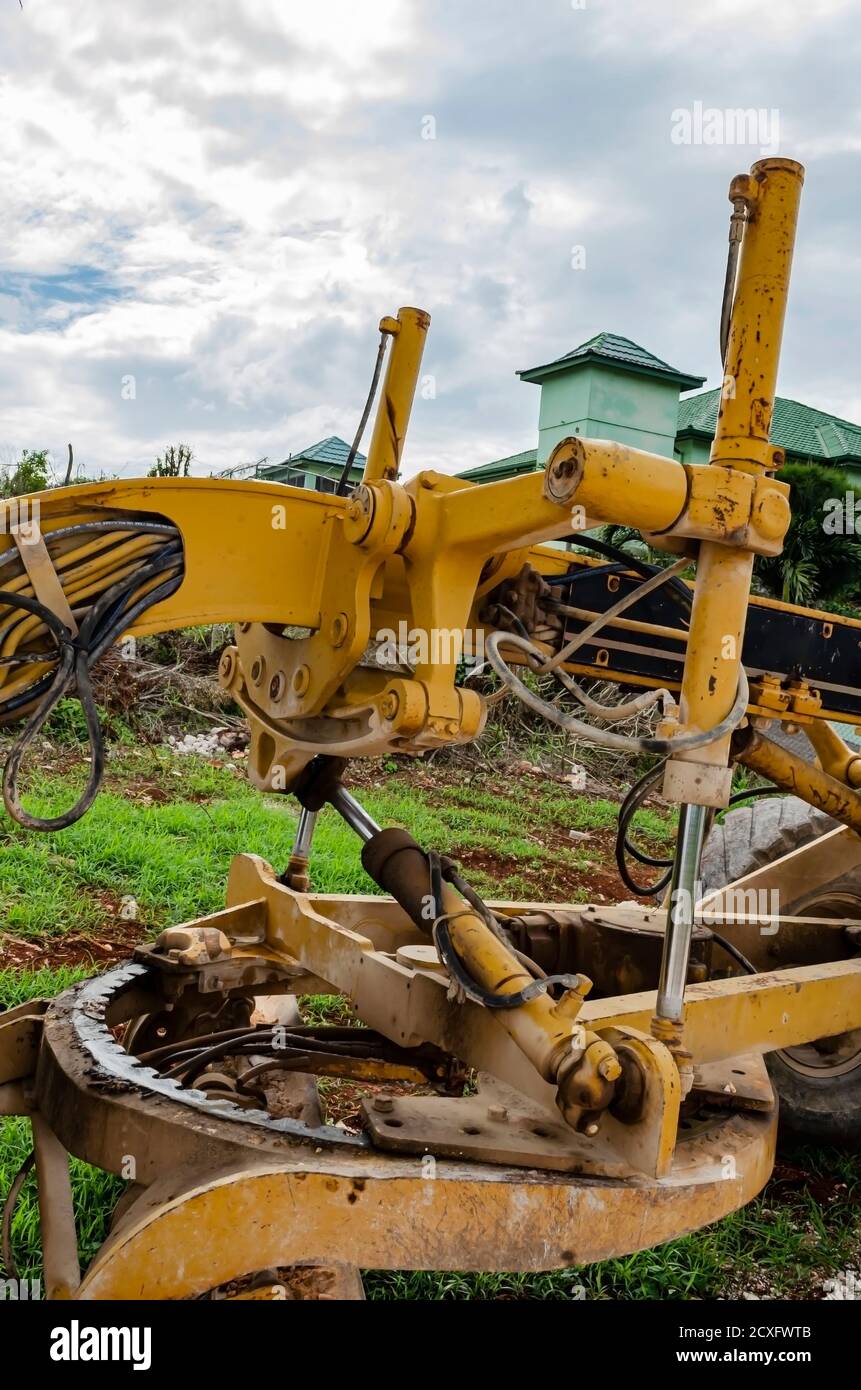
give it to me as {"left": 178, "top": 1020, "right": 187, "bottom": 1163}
{"left": 721, "top": 197, "right": 748, "bottom": 367}
{"left": 615, "top": 760, "right": 786, "bottom": 899}
{"left": 544, "top": 561, "right": 628, "bottom": 589}
{"left": 615, "top": 760, "right": 675, "bottom": 897}
{"left": 335, "top": 331, "right": 389, "bottom": 496}
{"left": 0, "top": 671, "right": 55, "bottom": 720}
{"left": 728, "top": 784, "right": 785, "bottom": 807}
{"left": 427, "top": 851, "right": 580, "bottom": 1009}
{"left": 136, "top": 1023, "right": 277, "bottom": 1065}
{"left": 0, "top": 543, "right": 183, "bottom": 687}
{"left": 0, "top": 590, "right": 103, "bottom": 832}
{"left": 88, "top": 566, "right": 183, "bottom": 663}
{"left": 138, "top": 1021, "right": 381, "bottom": 1069}
{"left": 0, "top": 559, "right": 182, "bottom": 724}
{"left": 0, "top": 540, "right": 184, "bottom": 830}
{"left": 0, "top": 519, "right": 181, "bottom": 577}
{"left": 708, "top": 929, "right": 758, "bottom": 976}
{"left": 161, "top": 1027, "right": 386, "bottom": 1081}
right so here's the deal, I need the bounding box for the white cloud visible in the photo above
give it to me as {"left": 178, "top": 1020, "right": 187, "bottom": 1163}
{"left": 0, "top": 0, "right": 860, "bottom": 482}
{"left": 591, "top": 0, "right": 858, "bottom": 54}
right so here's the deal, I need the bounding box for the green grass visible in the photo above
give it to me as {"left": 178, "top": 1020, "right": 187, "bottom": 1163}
{"left": 0, "top": 964, "right": 91, "bottom": 1010}
{"left": 0, "top": 747, "right": 858, "bottom": 1299}
{"left": 1, "top": 1118, "right": 123, "bottom": 1285}
{"left": 0, "top": 747, "right": 673, "bottom": 939}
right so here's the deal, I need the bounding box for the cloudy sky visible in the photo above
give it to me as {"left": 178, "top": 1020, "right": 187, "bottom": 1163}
{"left": 1, "top": 0, "right": 860, "bottom": 481}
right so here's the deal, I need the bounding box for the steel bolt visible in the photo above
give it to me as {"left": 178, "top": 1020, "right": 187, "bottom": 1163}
{"left": 373, "top": 1096, "right": 394, "bottom": 1114}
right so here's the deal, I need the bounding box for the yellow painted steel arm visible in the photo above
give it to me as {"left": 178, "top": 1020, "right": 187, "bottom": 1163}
{"left": 664, "top": 158, "right": 805, "bottom": 804}
{"left": 0, "top": 477, "right": 339, "bottom": 635}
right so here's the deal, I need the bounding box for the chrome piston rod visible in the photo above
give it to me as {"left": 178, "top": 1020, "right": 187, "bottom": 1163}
{"left": 655, "top": 802, "right": 709, "bottom": 1025}
{"left": 330, "top": 785, "right": 382, "bottom": 843}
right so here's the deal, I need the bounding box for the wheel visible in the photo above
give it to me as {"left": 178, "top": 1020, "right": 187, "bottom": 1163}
{"left": 700, "top": 796, "right": 861, "bottom": 1144}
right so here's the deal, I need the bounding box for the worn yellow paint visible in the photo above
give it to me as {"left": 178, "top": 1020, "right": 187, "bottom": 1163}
{"left": 362, "top": 307, "right": 430, "bottom": 483}
{"left": 668, "top": 159, "right": 804, "bottom": 770}
{"left": 583, "top": 957, "right": 861, "bottom": 1062}
{"left": 737, "top": 730, "right": 861, "bottom": 829}
{"left": 77, "top": 1111, "right": 775, "bottom": 1299}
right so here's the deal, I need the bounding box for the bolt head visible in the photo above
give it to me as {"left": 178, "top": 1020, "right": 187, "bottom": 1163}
{"left": 754, "top": 488, "right": 791, "bottom": 541}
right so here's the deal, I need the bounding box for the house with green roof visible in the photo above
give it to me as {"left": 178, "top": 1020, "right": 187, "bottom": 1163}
{"left": 676, "top": 392, "right": 861, "bottom": 486}
{"left": 219, "top": 436, "right": 365, "bottom": 493}
{"left": 459, "top": 334, "right": 861, "bottom": 489}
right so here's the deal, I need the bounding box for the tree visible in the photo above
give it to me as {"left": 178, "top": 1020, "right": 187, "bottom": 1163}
{"left": 148, "top": 444, "right": 193, "bottom": 478}
{"left": 0, "top": 448, "right": 53, "bottom": 498}
{"left": 603, "top": 463, "right": 860, "bottom": 612}
{"left": 755, "top": 462, "right": 860, "bottom": 608}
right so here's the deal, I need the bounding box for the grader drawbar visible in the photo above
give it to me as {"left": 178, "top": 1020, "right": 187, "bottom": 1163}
{"left": 2, "top": 156, "right": 861, "bottom": 1301}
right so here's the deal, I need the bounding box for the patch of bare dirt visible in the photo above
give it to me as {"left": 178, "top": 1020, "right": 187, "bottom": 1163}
{"left": 769, "top": 1159, "right": 852, "bottom": 1208}
{"left": 449, "top": 827, "right": 636, "bottom": 904}
{"left": 0, "top": 888, "right": 149, "bottom": 971}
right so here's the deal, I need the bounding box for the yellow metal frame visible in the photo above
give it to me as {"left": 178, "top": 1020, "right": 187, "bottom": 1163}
{"left": 3, "top": 156, "right": 861, "bottom": 1296}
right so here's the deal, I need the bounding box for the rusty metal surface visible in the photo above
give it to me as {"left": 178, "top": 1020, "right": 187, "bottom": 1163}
{"left": 75, "top": 1104, "right": 776, "bottom": 1298}
{"left": 736, "top": 726, "right": 861, "bottom": 834}
{"left": 24, "top": 943, "right": 781, "bottom": 1295}
{"left": 63, "top": 962, "right": 367, "bottom": 1148}
{"left": 208, "top": 1263, "right": 365, "bottom": 1301}
{"left": 582, "top": 957, "right": 861, "bottom": 1062}
{"left": 361, "top": 1075, "right": 635, "bottom": 1175}
{"left": 691, "top": 1054, "right": 775, "bottom": 1112}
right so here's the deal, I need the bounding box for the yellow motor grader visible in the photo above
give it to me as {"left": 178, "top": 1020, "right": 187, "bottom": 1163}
{"left": 2, "top": 155, "right": 861, "bottom": 1301}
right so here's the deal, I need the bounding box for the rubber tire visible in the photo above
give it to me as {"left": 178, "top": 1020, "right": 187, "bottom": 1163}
{"left": 700, "top": 796, "right": 836, "bottom": 891}
{"left": 700, "top": 796, "right": 861, "bottom": 1145}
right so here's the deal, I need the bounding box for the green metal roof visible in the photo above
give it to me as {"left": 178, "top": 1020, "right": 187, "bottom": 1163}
{"left": 519, "top": 332, "right": 705, "bottom": 391}
{"left": 258, "top": 436, "right": 366, "bottom": 481}
{"left": 678, "top": 390, "right": 861, "bottom": 463}
{"left": 459, "top": 447, "right": 538, "bottom": 483}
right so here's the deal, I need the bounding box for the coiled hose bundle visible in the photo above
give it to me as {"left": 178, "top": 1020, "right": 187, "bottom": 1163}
{"left": 0, "top": 517, "right": 184, "bottom": 830}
